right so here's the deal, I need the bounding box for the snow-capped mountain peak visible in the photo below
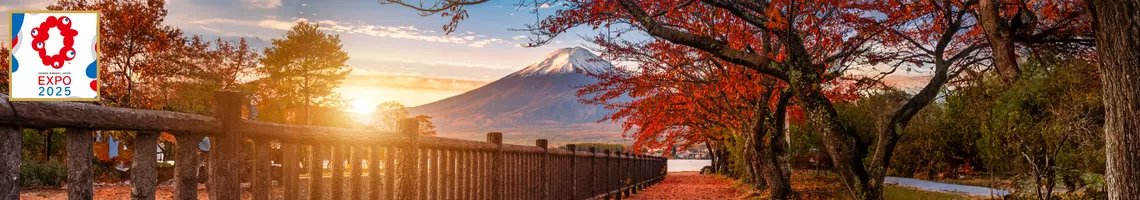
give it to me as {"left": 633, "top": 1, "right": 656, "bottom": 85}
{"left": 507, "top": 47, "right": 614, "bottom": 77}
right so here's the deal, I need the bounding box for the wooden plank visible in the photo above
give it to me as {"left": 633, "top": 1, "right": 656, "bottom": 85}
{"left": 309, "top": 144, "right": 325, "bottom": 200}
{"left": 0, "top": 94, "right": 218, "bottom": 133}
{"left": 368, "top": 146, "right": 382, "bottom": 200}
{"left": 331, "top": 144, "right": 345, "bottom": 200}
{"left": 281, "top": 142, "right": 299, "bottom": 200}
{"left": 443, "top": 150, "right": 453, "bottom": 200}
{"left": 173, "top": 133, "right": 203, "bottom": 200}
{"left": 431, "top": 149, "right": 440, "bottom": 200}
{"left": 131, "top": 131, "right": 159, "bottom": 200}
{"left": 208, "top": 91, "right": 245, "bottom": 200}
{"left": 417, "top": 148, "right": 427, "bottom": 200}
{"left": 252, "top": 139, "right": 272, "bottom": 200}
{"left": 350, "top": 145, "right": 363, "bottom": 200}
{"left": 66, "top": 129, "right": 93, "bottom": 200}
{"left": 383, "top": 146, "right": 395, "bottom": 200}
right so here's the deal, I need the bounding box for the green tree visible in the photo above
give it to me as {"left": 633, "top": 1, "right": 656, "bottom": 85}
{"left": 372, "top": 101, "right": 436, "bottom": 135}
{"left": 259, "top": 22, "right": 351, "bottom": 125}
{"left": 373, "top": 101, "right": 409, "bottom": 131}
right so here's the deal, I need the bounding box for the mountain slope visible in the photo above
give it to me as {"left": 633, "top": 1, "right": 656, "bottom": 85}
{"left": 408, "top": 47, "right": 626, "bottom": 143}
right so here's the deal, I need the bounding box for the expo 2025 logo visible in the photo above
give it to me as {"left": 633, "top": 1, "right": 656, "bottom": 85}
{"left": 9, "top": 11, "right": 99, "bottom": 101}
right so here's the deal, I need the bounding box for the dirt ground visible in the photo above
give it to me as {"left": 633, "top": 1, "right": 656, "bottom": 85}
{"left": 19, "top": 184, "right": 260, "bottom": 200}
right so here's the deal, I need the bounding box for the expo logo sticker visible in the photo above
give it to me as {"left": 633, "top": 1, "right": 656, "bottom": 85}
{"left": 9, "top": 11, "right": 99, "bottom": 101}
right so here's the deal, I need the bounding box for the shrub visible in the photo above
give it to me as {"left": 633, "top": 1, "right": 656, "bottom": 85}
{"left": 20, "top": 161, "right": 66, "bottom": 187}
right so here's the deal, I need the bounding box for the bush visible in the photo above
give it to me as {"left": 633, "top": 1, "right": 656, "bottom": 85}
{"left": 20, "top": 161, "right": 66, "bottom": 187}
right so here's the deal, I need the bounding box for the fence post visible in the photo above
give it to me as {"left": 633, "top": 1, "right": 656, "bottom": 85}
{"left": 173, "top": 132, "right": 203, "bottom": 200}
{"left": 397, "top": 118, "right": 420, "bottom": 199}
{"left": 131, "top": 131, "right": 159, "bottom": 200}
{"left": 560, "top": 144, "right": 573, "bottom": 200}
{"left": 66, "top": 129, "right": 93, "bottom": 200}
{"left": 536, "top": 139, "right": 549, "bottom": 199}
{"left": 210, "top": 91, "right": 245, "bottom": 200}
{"left": 309, "top": 144, "right": 325, "bottom": 200}
{"left": 331, "top": 144, "right": 345, "bottom": 200}
{"left": 252, "top": 139, "right": 272, "bottom": 200}
{"left": 487, "top": 132, "right": 503, "bottom": 200}
{"left": 281, "top": 141, "right": 299, "bottom": 200}
{"left": 350, "top": 145, "right": 363, "bottom": 200}
{"left": 587, "top": 147, "right": 597, "bottom": 198}
{"left": 367, "top": 146, "right": 382, "bottom": 200}
{"left": 0, "top": 126, "right": 19, "bottom": 200}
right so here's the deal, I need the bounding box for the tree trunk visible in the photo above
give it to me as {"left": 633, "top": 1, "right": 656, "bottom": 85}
{"left": 45, "top": 129, "right": 52, "bottom": 162}
{"left": 978, "top": 0, "right": 1022, "bottom": 83}
{"left": 791, "top": 81, "right": 871, "bottom": 199}
{"left": 753, "top": 92, "right": 795, "bottom": 199}
{"left": 1086, "top": 0, "right": 1140, "bottom": 198}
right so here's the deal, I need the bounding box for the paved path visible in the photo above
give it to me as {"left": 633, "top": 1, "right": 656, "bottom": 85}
{"left": 627, "top": 172, "right": 743, "bottom": 200}
{"left": 885, "top": 176, "right": 1011, "bottom": 197}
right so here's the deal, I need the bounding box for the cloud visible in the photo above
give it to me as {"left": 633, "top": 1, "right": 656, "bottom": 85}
{"left": 191, "top": 18, "right": 514, "bottom": 47}
{"left": 377, "top": 57, "right": 514, "bottom": 69}
{"left": 242, "top": 0, "right": 282, "bottom": 8}
{"left": 342, "top": 72, "right": 491, "bottom": 91}
{"left": 469, "top": 38, "right": 508, "bottom": 48}
{"left": 512, "top": 35, "right": 528, "bottom": 40}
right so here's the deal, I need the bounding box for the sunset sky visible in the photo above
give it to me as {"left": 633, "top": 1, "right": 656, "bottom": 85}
{"left": 2, "top": 0, "right": 604, "bottom": 113}
{"left": 2, "top": 0, "right": 931, "bottom": 115}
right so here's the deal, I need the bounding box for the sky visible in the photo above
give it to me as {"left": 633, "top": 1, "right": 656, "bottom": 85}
{"left": 2, "top": 0, "right": 600, "bottom": 114}
{"left": 1, "top": 0, "right": 932, "bottom": 116}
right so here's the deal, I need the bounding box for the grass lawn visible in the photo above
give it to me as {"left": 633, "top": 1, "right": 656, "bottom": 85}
{"left": 884, "top": 185, "right": 973, "bottom": 200}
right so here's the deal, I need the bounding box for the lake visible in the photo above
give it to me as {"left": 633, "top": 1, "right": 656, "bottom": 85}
{"left": 667, "top": 159, "right": 712, "bottom": 172}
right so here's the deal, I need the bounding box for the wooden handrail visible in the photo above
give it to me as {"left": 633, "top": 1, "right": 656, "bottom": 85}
{"left": 0, "top": 91, "right": 668, "bottom": 200}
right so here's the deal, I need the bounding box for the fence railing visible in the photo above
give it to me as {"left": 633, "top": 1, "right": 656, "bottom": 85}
{"left": 0, "top": 91, "right": 666, "bottom": 200}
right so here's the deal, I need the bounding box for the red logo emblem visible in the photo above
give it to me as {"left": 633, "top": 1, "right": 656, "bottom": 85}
{"left": 29, "top": 16, "right": 78, "bottom": 69}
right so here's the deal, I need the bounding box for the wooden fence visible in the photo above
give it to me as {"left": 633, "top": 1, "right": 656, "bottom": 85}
{"left": 0, "top": 91, "right": 666, "bottom": 200}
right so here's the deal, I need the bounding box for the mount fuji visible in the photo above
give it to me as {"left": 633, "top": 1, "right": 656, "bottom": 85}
{"left": 408, "top": 47, "right": 628, "bottom": 144}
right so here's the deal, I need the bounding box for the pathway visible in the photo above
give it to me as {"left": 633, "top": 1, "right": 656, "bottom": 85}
{"left": 627, "top": 172, "right": 744, "bottom": 200}
{"left": 885, "top": 176, "right": 1011, "bottom": 197}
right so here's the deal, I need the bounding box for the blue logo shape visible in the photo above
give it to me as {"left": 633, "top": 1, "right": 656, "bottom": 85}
{"left": 86, "top": 61, "right": 97, "bottom": 78}
{"left": 11, "top": 57, "right": 18, "bottom": 73}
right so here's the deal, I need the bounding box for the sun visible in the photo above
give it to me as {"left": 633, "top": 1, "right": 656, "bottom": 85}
{"left": 350, "top": 97, "right": 376, "bottom": 115}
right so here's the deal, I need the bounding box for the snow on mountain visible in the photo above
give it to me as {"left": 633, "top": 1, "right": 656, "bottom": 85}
{"left": 507, "top": 47, "right": 614, "bottom": 77}
{"left": 408, "top": 46, "right": 627, "bottom": 144}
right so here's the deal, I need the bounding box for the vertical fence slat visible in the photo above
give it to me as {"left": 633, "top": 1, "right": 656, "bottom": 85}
{"left": 431, "top": 149, "right": 439, "bottom": 200}
{"left": 66, "top": 129, "right": 93, "bottom": 200}
{"left": 131, "top": 131, "right": 159, "bottom": 200}
{"left": 587, "top": 147, "right": 597, "bottom": 199}
{"left": 282, "top": 141, "right": 299, "bottom": 200}
{"left": 397, "top": 119, "right": 420, "bottom": 199}
{"left": 210, "top": 91, "right": 245, "bottom": 200}
{"left": 442, "top": 150, "right": 452, "bottom": 200}
{"left": 536, "top": 139, "right": 548, "bottom": 200}
{"left": 350, "top": 145, "right": 363, "bottom": 200}
{"left": 309, "top": 144, "right": 325, "bottom": 200}
{"left": 253, "top": 139, "right": 272, "bottom": 200}
{"left": 368, "top": 146, "right": 382, "bottom": 200}
{"left": 383, "top": 146, "right": 396, "bottom": 200}
{"left": 331, "top": 144, "right": 345, "bottom": 200}
{"left": 173, "top": 133, "right": 204, "bottom": 200}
